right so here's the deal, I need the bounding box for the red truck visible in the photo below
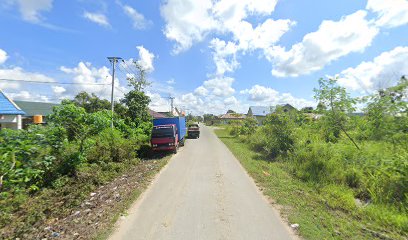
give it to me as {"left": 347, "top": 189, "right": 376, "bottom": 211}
{"left": 151, "top": 117, "right": 186, "bottom": 153}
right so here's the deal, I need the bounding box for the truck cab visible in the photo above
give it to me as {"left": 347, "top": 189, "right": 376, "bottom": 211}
{"left": 151, "top": 124, "right": 179, "bottom": 153}
{"left": 187, "top": 122, "right": 200, "bottom": 138}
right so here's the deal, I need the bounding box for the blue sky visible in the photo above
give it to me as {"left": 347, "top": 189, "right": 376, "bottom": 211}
{"left": 0, "top": 0, "right": 407, "bottom": 114}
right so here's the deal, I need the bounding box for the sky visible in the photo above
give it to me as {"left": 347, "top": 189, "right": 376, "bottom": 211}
{"left": 0, "top": 0, "right": 407, "bottom": 115}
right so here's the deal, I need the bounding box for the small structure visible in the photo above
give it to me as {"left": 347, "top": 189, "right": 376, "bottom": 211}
{"left": 14, "top": 100, "right": 59, "bottom": 128}
{"left": 247, "top": 106, "right": 273, "bottom": 125}
{"left": 149, "top": 109, "right": 168, "bottom": 119}
{"left": 218, "top": 112, "right": 246, "bottom": 124}
{"left": 0, "top": 89, "right": 26, "bottom": 130}
{"left": 247, "top": 104, "right": 297, "bottom": 124}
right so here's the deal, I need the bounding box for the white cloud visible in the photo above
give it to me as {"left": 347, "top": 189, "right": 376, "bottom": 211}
{"left": 83, "top": 11, "right": 110, "bottom": 27}
{"left": 161, "top": 0, "right": 218, "bottom": 54}
{"left": 210, "top": 38, "right": 239, "bottom": 76}
{"left": 7, "top": 0, "right": 53, "bottom": 23}
{"left": 240, "top": 85, "right": 315, "bottom": 109}
{"left": 0, "top": 66, "right": 55, "bottom": 90}
{"left": 146, "top": 91, "right": 171, "bottom": 112}
{"left": 7, "top": 90, "right": 50, "bottom": 102}
{"left": 166, "top": 78, "right": 175, "bottom": 85}
{"left": 194, "top": 86, "right": 209, "bottom": 96}
{"left": 338, "top": 46, "right": 408, "bottom": 92}
{"left": 224, "top": 96, "right": 238, "bottom": 105}
{"left": 203, "top": 76, "right": 235, "bottom": 97}
{"left": 367, "top": 0, "right": 408, "bottom": 28}
{"left": 0, "top": 49, "right": 8, "bottom": 64}
{"left": 161, "top": 0, "right": 290, "bottom": 55}
{"left": 52, "top": 86, "right": 66, "bottom": 94}
{"left": 240, "top": 84, "right": 279, "bottom": 101}
{"left": 266, "top": 10, "right": 379, "bottom": 77}
{"left": 60, "top": 62, "right": 126, "bottom": 100}
{"left": 122, "top": 4, "right": 151, "bottom": 29}
{"left": 136, "top": 46, "right": 155, "bottom": 72}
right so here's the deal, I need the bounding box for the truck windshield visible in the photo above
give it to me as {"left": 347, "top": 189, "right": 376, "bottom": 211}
{"left": 152, "top": 127, "right": 174, "bottom": 138}
{"left": 189, "top": 124, "right": 199, "bottom": 128}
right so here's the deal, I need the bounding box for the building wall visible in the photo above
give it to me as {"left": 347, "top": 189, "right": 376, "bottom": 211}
{"left": 0, "top": 115, "right": 22, "bottom": 130}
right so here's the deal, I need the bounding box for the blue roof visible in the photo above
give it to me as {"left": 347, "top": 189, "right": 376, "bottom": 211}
{"left": 248, "top": 106, "right": 275, "bottom": 116}
{"left": 0, "top": 90, "right": 26, "bottom": 115}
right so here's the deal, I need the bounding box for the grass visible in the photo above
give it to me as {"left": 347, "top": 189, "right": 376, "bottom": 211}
{"left": 1, "top": 154, "right": 171, "bottom": 240}
{"left": 215, "top": 128, "right": 407, "bottom": 240}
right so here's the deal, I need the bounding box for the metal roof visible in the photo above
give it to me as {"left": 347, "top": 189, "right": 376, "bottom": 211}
{"left": 248, "top": 106, "right": 274, "bottom": 116}
{"left": 13, "top": 100, "right": 58, "bottom": 116}
{"left": 0, "top": 89, "right": 26, "bottom": 115}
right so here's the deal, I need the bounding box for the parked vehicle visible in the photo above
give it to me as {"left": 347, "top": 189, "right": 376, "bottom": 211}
{"left": 151, "top": 117, "right": 186, "bottom": 153}
{"left": 187, "top": 122, "right": 200, "bottom": 138}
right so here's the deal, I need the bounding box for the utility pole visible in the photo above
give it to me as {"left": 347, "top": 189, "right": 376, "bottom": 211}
{"left": 107, "top": 57, "right": 122, "bottom": 128}
{"left": 169, "top": 96, "right": 175, "bottom": 116}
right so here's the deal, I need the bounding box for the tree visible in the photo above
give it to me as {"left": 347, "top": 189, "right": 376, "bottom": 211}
{"left": 68, "top": 91, "right": 111, "bottom": 113}
{"left": 121, "top": 91, "right": 151, "bottom": 127}
{"left": 314, "top": 77, "right": 360, "bottom": 149}
{"left": 127, "top": 62, "right": 150, "bottom": 92}
{"left": 364, "top": 76, "right": 408, "bottom": 140}
{"left": 227, "top": 109, "right": 236, "bottom": 114}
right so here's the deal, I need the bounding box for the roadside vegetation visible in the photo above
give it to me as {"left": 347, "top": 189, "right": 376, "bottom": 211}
{"left": 216, "top": 76, "right": 408, "bottom": 239}
{"left": 0, "top": 68, "right": 168, "bottom": 239}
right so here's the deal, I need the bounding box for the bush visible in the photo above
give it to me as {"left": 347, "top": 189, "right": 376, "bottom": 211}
{"left": 262, "top": 114, "right": 295, "bottom": 158}
{"left": 86, "top": 128, "right": 139, "bottom": 164}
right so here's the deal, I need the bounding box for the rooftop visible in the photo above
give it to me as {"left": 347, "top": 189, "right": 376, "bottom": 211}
{"left": 0, "top": 89, "right": 26, "bottom": 115}
{"left": 248, "top": 106, "right": 275, "bottom": 116}
{"left": 14, "top": 100, "right": 59, "bottom": 116}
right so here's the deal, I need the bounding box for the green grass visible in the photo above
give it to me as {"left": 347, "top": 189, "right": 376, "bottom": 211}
{"left": 215, "top": 128, "right": 407, "bottom": 240}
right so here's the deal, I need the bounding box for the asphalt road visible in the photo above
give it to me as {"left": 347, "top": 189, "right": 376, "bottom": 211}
{"left": 109, "top": 125, "right": 297, "bottom": 240}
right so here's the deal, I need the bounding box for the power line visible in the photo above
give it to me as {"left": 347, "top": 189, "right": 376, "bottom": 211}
{"left": 0, "top": 78, "right": 110, "bottom": 86}
{"left": 120, "top": 60, "right": 139, "bottom": 77}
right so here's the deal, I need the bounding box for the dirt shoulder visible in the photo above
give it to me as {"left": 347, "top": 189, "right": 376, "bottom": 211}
{"left": 1, "top": 156, "right": 169, "bottom": 240}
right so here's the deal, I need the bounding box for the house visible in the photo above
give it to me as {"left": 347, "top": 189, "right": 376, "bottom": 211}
{"left": 218, "top": 112, "right": 246, "bottom": 124}
{"left": 14, "top": 100, "right": 59, "bottom": 128}
{"left": 247, "top": 104, "right": 297, "bottom": 124}
{"left": 247, "top": 106, "right": 273, "bottom": 125}
{"left": 0, "top": 89, "right": 26, "bottom": 130}
{"left": 149, "top": 109, "right": 168, "bottom": 119}
{"left": 158, "top": 107, "right": 185, "bottom": 117}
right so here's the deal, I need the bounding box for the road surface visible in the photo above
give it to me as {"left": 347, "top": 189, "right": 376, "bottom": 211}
{"left": 109, "top": 125, "right": 297, "bottom": 240}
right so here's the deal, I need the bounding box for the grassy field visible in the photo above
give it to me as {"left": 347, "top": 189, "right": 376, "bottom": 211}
{"left": 215, "top": 128, "right": 406, "bottom": 240}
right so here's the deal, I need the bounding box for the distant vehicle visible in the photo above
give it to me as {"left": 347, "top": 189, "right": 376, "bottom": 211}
{"left": 188, "top": 122, "right": 200, "bottom": 138}
{"left": 151, "top": 117, "right": 186, "bottom": 153}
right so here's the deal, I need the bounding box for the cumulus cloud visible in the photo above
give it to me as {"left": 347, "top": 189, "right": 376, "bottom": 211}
{"left": 6, "top": 0, "right": 53, "bottom": 23}
{"left": 161, "top": 0, "right": 218, "bottom": 54}
{"left": 267, "top": 10, "right": 379, "bottom": 77}
{"left": 0, "top": 66, "right": 55, "bottom": 90}
{"left": 209, "top": 38, "right": 239, "bottom": 76}
{"left": 338, "top": 46, "right": 408, "bottom": 92}
{"left": 136, "top": 46, "right": 155, "bottom": 72}
{"left": 240, "top": 84, "right": 279, "bottom": 101}
{"left": 367, "top": 0, "right": 408, "bottom": 28}
{"left": 121, "top": 4, "right": 151, "bottom": 29}
{"left": 60, "top": 62, "right": 126, "bottom": 100}
{"left": 161, "top": 0, "right": 290, "bottom": 55}
{"left": 194, "top": 86, "right": 208, "bottom": 96}
{"left": 83, "top": 11, "right": 110, "bottom": 27}
{"left": 224, "top": 96, "right": 238, "bottom": 105}
{"left": 0, "top": 49, "right": 8, "bottom": 64}
{"left": 240, "top": 85, "right": 315, "bottom": 109}
{"left": 203, "top": 76, "right": 235, "bottom": 97}
{"left": 52, "top": 86, "right": 66, "bottom": 94}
